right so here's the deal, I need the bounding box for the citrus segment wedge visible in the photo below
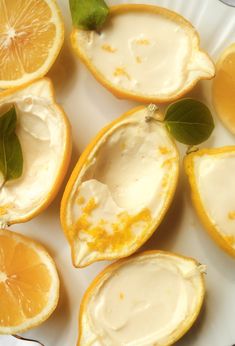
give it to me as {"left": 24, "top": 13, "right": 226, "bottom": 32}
{"left": 0, "top": 229, "right": 59, "bottom": 334}
{"left": 213, "top": 43, "right": 235, "bottom": 134}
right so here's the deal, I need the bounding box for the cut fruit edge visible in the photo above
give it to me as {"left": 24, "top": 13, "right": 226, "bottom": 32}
{"left": 0, "top": 0, "right": 64, "bottom": 89}
{"left": 0, "top": 228, "right": 60, "bottom": 335}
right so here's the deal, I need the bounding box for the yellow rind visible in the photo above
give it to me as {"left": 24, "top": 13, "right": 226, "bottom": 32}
{"left": 0, "top": 78, "right": 72, "bottom": 225}
{"left": 185, "top": 146, "right": 235, "bottom": 257}
{"left": 0, "top": 228, "right": 60, "bottom": 334}
{"left": 61, "top": 106, "right": 179, "bottom": 268}
{"left": 71, "top": 4, "right": 215, "bottom": 104}
{"left": 77, "top": 250, "right": 205, "bottom": 346}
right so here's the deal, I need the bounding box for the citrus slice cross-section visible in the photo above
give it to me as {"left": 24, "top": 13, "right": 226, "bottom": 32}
{"left": 185, "top": 147, "right": 235, "bottom": 257}
{"left": 0, "top": 229, "right": 59, "bottom": 334}
{"left": 71, "top": 4, "right": 215, "bottom": 103}
{"left": 78, "top": 251, "right": 205, "bottom": 346}
{"left": 0, "top": 0, "right": 64, "bottom": 89}
{"left": 0, "top": 78, "right": 71, "bottom": 226}
{"left": 213, "top": 43, "right": 235, "bottom": 134}
{"left": 61, "top": 106, "right": 179, "bottom": 267}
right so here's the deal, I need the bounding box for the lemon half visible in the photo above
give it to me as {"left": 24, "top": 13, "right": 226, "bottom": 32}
{"left": 0, "top": 229, "right": 59, "bottom": 334}
{"left": 0, "top": 78, "right": 71, "bottom": 226}
{"left": 0, "top": 0, "right": 64, "bottom": 89}
{"left": 71, "top": 4, "right": 215, "bottom": 103}
{"left": 61, "top": 106, "right": 179, "bottom": 267}
{"left": 78, "top": 251, "right": 205, "bottom": 346}
{"left": 185, "top": 147, "right": 235, "bottom": 257}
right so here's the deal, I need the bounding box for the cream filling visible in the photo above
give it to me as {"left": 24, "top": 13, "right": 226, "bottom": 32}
{"left": 76, "top": 10, "right": 215, "bottom": 98}
{"left": 68, "top": 108, "right": 178, "bottom": 266}
{"left": 0, "top": 80, "right": 65, "bottom": 223}
{"left": 194, "top": 151, "right": 235, "bottom": 244}
{"left": 82, "top": 253, "right": 204, "bottom": 346}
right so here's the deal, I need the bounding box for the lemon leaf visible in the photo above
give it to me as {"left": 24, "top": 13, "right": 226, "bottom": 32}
{"left": 70, "top": 0, "right": 109, "bottom": 31}
{"left": 165, "top": 99, "right": 214, "bottom": 145}
{"left": 0, "top": 106, "right": 23, "bottom": 183}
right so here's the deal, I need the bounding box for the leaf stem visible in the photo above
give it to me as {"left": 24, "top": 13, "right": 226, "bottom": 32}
{"left": 186, "top": 145, "right": 199, "bottom": 155}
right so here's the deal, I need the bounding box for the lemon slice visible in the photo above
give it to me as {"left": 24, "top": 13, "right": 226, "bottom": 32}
{"left": 61, "top": 106, "right": 179, "bottom": 267}
{"left": 212, "top": 43, "right": 235, "bottom": 134}
{"left": 0, "top": 229, "right": 59, "bottom": 334}
{"left": 0, "top": 78, "right": 71, "bottom": 226}
{"left": 78, "top": 251, "right": 205, "bottom": 346}
{"left": 185, "top": 147, "right": 235, "bottom": 256}
{"left": 71, "top": 4, "right": 215, "bottom": 103}
{"left": 0, "top": 0, "right": 64, "bottom": 89}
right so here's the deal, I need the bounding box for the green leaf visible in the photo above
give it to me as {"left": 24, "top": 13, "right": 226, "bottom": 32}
{"left": 69, "top": 0, "right": 109, "bottom": 31}
{"left": 0, "top": 105, "right": 23, "bottom": 183}
{"left": 165, "top": 99, "right": 215, "bottom": 145}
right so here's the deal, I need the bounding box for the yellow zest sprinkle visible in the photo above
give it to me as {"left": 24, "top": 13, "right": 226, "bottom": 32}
{"left": 136, "top": 39, "right": 150, "bottom": 45}
{"left": 159, "top": 146, "right": 171, "bottom": 155}
{"left": 0, "top": 204, "right": 12, "bottom": 216}
{"left": 119, "top": 292, "right": 125, "bottom": 300}
{"left": 161, "top": 158, "right": 175, "bottom": 168}
{"left": 120, "top": 142, "right": 126, "bottom": 150}
{"left": 76, "top": 196, "right": 85, "bottom": 205}
{"left": 136, "top": 56, "right": 142, "bottom": 64}
{"left": 113, "top": 67, "right": 131, "bottom": 80}
{"left": 73, "top": 209, "right": 152, "bottom": 253}
{"left": 82, "top": 198, "right": 97, "bottom": 214}
{"left": 228, "top": 211, "right": 235, "bottom": 220}
{"left": 101, "top": 44, "right": 117, "bottom": 53}
{"left": 161, "top": 174, "right": 169, "bottom": 188}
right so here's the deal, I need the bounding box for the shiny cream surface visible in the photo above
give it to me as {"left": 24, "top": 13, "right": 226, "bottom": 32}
{"left": 76, "top": 10, "right": 215, "bottom": 99}
{"left": 80, "top": 253, "right": 204, "bottom": 346}
{"left": 67, "top": 108, "right": 179, "bottom": 266}
{"left": 194, "top": 151, "right": 235, "bottom": 245}
{"left": 0, "top": 80, "right": 67, "bottom": 224}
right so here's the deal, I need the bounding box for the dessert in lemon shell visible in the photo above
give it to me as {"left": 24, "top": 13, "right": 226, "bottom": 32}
{"left": 71, "top": 4, "right": 215, "bottom": 103}
{"left": 78, "top": 250, "right": 205, "bottom": 346}
{"left": 0, "top": 78, "right": 71, "bottom": 226}
{"left": 185, "top": 146, "right": 235, "bottom": 257}
{"left": 61, "top": 106, "right": 179, "bottom": 267}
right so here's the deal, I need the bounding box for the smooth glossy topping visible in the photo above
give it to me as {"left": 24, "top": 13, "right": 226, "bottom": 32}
{"left": 62, "top": 107, "right": 179, "bottom": 267}
{"left": 73, "top": 5, "right": 215, "bottom": 101}
{"left": 0, "top": 79, "right": 69, "bottom": 225}
{"left": 79, "top": 252, "right": 205, "bottom": 346}
{"left": 191, "top": 148, "right": 235, "bottom": 250}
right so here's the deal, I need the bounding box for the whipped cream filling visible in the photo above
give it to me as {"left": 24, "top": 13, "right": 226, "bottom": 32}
{"left": 76, "top": 9, "right": 215, "bottom": 99}
{"left": 67, "top": 108, "right": 178, "bottom": 266}
{"left": 80, "top": 253, "right": 204, "bottom": 346}
{"left": 194, "top": 150, "right": 235, "bottom": 245}
{"left": 0, "top": 80, "right": 67, "bottom": 224}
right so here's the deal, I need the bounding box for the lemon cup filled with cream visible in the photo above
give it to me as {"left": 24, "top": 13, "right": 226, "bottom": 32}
{"left": 71, "top": 4, "right": 215, "bottom": 103}
{"left": 78, "top": 251, "right": 205, "bottom": 346}
{"left": 61, "top": 106, "right": 179, "bottom": 267}
{"left": 185, "top": 147, "right": 235, "bottom": 257}
{"left": 0, "top": 78, "right": 71, "bottom": 225}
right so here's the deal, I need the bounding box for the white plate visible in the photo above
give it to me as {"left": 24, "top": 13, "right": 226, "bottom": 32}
{"left": 1, "top": 0, "right": 235, "bottom": 345}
